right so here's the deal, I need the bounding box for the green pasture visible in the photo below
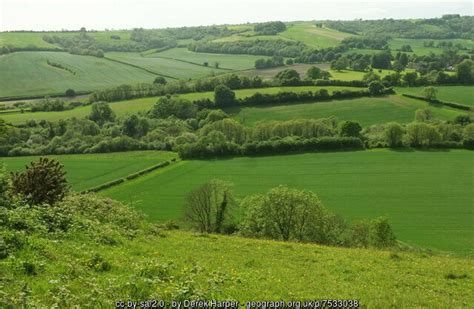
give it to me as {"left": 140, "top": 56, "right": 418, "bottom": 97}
{"left": 151, "top": 48, "right": 268, "bottom": 70}
{"left": 103, "top": 149, "right": 474, "bottom": 255}
{"left": 0, "top": 52, "right": 156, "bottom": 98}
{"left": 231, "top": 95, "right": 468, "bottom": 126}
{"left": 1, "top": 151, "right": 176, "bottom": 191}
{"left": 396, "top": 85, "right": 474, "bottom": 106}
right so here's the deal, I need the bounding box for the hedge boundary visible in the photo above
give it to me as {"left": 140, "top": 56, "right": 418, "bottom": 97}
{"left": 402, "top": 94, "right": 472, "bottom": 111}
{"left": 81, "top": 158, "right": 177, "bottom": 193}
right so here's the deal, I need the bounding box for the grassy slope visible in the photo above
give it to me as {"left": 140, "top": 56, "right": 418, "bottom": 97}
{"left": 279, "top": 23, "right": 352, "bottom": 48}
{"left": 395, "top": 85, "right": 474, "bottom": 106}
{"left": 103, "top": 149, "right": 474, "bottom": 255}
{"left": 230, "top": 95, "right": 468, "bottom": 126}
{"left": 3, "top": 230, "right": 472, "bottom": 306}
{"left": 105, "top": 52, "right": 227, "bottom": 79}
{"left": 2, "top": 151, "right": 176, "bottom": 191}
{"left": 0, "top": 52, "right": 156, "bottom": 98}
{"left": 0, "top": 32, "right": 60, "bottom": 49}
{"left": 151, "top": 48, "right": 267, "bottom": 70}
{"left": 0, "top": 86, "right": 367, "bottom": 124}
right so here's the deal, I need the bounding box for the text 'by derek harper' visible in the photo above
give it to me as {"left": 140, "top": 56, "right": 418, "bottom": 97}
{"left": 116, "top": 299, "right": 360, "bottom": 308}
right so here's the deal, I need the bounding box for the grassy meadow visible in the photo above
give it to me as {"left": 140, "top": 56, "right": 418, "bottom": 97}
{"left": 103, "top": 149, "right": 474, "bottom": 255}
{"left": 0, "top": 52, "right": 156, "bottom": 99}
{"left": 230, "top": 95, "right": 468, "bottom": 126}
{"left": 3, "top": 229, "right": 472, "bottom": 306}
{"left": 2, "top": 151, "right": 176, "bottom": 191}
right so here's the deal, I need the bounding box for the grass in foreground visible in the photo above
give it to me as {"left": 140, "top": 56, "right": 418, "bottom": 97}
{"left": 103, "top": 149, "right": 474, "bottom": 255}
{"left": 2, "top": 226, "right": 472, "bottom": 306}
{"left": 2, "top": 151, "right": 176, "bottom": 191}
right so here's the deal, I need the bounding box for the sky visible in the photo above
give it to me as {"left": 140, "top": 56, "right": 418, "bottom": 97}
{"left": 0, "top": 0, "right": 472, "bottom": 31}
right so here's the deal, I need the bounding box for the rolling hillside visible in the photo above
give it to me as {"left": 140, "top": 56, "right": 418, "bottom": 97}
{"left": 0, "top": 52, "right": 156, "bottom": 98}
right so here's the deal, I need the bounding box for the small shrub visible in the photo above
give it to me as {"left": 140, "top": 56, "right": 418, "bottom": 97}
{"left": 87, "top": 253, "right": 112, "bottom": 272}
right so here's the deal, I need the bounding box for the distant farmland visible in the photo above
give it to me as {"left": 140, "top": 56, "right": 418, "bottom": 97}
{"left": 0, "top": 52, "right": 156, "bottom": 98}
{"left": 103, "top": 149, "right": 474, "bottom": 255}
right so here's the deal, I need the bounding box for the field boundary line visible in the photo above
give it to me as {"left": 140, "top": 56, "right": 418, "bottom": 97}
{"left": 148, "top": 54, "right": 235, "bottom": 71}
{"left": 81, "top": 157, "right": 179, "bottom": 193}
{"left": 401, "top": 93, "right": 473, "bottom": 111}
{"left": 103, "top": 56, "right": 179, "bottom": 80}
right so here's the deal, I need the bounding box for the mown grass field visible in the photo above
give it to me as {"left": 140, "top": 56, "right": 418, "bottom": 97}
{"left": 230, "top": 95, "right": 468, "bottom": 126}
{"left": 0, "top": 86, "right": 369, "bottom": 124}
{"left": 4, "top": 229, "right": 472, "bottom": 306}
{"left": 105, "top": 52, "right": 228, "bottom": 79}
{"left": 151, "top": 48, "right": 267, "bottom": 70}
{"left": 2, "top": 151, "right": 176, "bottom": 191}
{"left": 395, "top": 85, "right": 474, "bottom": 106}
{"left": 103, "top": 149, "right": 474, "bottom": 255}
{"left": 0, "top": 52, "right": 156, "bottom": 99}
{"left": 279, "top": 23, "right": 352, "bottom": 48}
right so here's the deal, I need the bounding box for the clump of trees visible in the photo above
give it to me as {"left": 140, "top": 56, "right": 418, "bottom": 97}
{"left": 184, "top": 179, "right": 235, "bottom": 233}
{"left": 254, "top": 56, "right": 284, "bottom": 69}
{"left": 254, "top": 21, "right": 287, "bottom": 35}
{"left": 10, "top": 158, "right": 69, "bottom": 205}
{"left": 185, "top": 183, "right": 397, "bottom": 249}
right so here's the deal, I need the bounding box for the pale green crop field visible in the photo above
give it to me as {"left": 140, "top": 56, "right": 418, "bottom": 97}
{"left": 0, "top": 52, "right": 156, "bottom": 98}
{"left": 105, "top": 52, "right": 227, "bottom": 79}
{"left": 151, "top": 48, "right": 268, "bottom": 70}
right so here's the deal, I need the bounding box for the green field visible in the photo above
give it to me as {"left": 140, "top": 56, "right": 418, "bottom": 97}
{"left": 231, "top": 95, "right": 468, "bottom": 126}
{"left": 103, "top": 149, "right": 474, "bottom": 255}
{"left": 2, "top": 151, "right": 176, "bottom": 191}
{"left": 279, "top": 23, "right": 352, "bottom": 48}
{"left": 0, "top": 32, "right": 60, "bottom": 49}
{"left": 396, "top": 85, "right": 474, "bottom": 106}
{"left": 0, "top": 86, "right": 368, "bottom": 124}
{"left": 0, "top": 52, "right": 156, "bottom": 98}
{"left": 151, "top": 48, "right": 268, "bottom": 70}
{"left": 389, "top": 38, "right": 474, "bottom": 56}
{"left": 105, "top": 52, "right": 227, "bottom": 79}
